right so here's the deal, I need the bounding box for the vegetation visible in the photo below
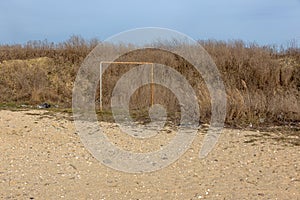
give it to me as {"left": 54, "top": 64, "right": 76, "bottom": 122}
{"left": 0, "top": 36, "right": 299, "bottom": 126}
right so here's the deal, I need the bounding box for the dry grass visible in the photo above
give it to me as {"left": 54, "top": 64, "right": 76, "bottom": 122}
{"left": 200, "top": 40, "right": 300, "bottom": 125}
{"left": 0, "top": 37, "right": 299, "bottom": 126}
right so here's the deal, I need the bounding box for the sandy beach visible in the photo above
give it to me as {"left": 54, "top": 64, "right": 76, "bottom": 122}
{"left": 0, "top": 109, "right": 299, "bottom": 199}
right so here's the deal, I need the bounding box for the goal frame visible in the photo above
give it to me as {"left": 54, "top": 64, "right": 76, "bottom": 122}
{"left": 99, "top": 61, "right": 154, "bottom": 111}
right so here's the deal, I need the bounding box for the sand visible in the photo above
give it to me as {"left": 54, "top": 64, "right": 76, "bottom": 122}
{"left": 0, "top": 109, "right": 299, "bottom": 199}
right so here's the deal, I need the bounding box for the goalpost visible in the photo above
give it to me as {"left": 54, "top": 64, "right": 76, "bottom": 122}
{"left": 99, "top": 61, "right": 154, "bottom": 111}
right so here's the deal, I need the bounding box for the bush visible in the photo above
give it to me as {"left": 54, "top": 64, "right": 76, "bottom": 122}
{"left": 0, "top": 36, "right": 299, "bottom": 125}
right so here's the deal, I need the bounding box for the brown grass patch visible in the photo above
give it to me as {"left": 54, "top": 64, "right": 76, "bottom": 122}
{"left": 0, "top": 37, "right": 299, "bottom": 126}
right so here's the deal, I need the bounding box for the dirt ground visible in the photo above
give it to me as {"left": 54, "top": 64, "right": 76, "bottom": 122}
{"left": 0, "top": 109, "right": 299, "bottom": 200}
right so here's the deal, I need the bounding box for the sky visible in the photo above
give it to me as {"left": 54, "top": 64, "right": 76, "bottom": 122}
{"left": 0, "top": 0, "right": 300, "bottom": 46}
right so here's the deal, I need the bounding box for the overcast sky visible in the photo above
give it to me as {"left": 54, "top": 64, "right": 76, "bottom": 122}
{"left": 0, "top": 0, "right": 300, "bottom": 45}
